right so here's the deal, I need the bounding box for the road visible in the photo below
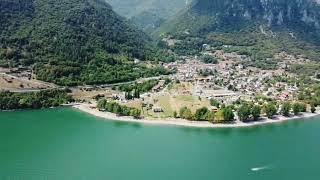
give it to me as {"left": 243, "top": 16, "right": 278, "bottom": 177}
{"left": 86, "top": 75, "right": 172, "bottom": 88}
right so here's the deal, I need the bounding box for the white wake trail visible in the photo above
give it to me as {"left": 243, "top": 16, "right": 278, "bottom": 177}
{"left": 251, "top": 165, "right": 272, "bottom": 172}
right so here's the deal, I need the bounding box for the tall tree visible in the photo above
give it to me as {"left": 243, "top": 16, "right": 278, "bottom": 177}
{"left": 265, "top": 103, "right": 277, "bottom": 119}
{"left": 251, "top": 105, "right": 261, "bottom": 121}
{"left": 194, "top": 107, "right": 210, "bottom": 121}
{"left": 238, "top": 104, "right": 251, "bottom": 122}
{"left": 223, "top": 107, "right": 235, "bottom": 122}
{"left": 281, "top": 102, "right": 291, "bottom": 117}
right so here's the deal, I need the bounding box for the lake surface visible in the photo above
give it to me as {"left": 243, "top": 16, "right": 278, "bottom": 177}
{"left": 1, "top": 108, "right": 320, "bottom": 180}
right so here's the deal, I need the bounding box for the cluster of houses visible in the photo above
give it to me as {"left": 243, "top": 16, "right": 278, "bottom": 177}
{"left": 75, "top": 49, "right": 308, "bottom": 115}
{"left": 164, "top": 58, "right": 216, "bottom": 81}
{"left": 163, "top": 51, "right": 303, "bottom": 105}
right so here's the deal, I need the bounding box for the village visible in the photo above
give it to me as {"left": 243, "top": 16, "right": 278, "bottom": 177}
{"left": 68, "top": 48, "right": 316, "bottom": 120}
{"left": 0, "top": 47, "right": 317, "bottom": 121}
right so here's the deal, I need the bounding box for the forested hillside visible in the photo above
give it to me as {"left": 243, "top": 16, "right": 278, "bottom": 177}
{"left": 156, "top": 0, "right": 320, "bottom": 63}
{"left": 0, "top": 0, "right": 170, "bottom": 86}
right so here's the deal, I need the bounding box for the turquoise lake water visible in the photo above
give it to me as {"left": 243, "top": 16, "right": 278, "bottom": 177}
{"left": 0, "top": 108, "right": 320, "bottom": 180}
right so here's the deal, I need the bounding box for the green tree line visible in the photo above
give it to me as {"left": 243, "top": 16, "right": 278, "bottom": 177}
{"left": 179, "top": 106, "right": 235, "bottom": 123}
{"left": 0, "top": 89, "right": 73, "bottom": 110}
{"left": 97, "top": 99, "right": 141, "bottom": 118}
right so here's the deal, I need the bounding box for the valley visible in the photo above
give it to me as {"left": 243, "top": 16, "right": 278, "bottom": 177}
{"left": 2, "top": 1, "right": 320, "bottom": 179}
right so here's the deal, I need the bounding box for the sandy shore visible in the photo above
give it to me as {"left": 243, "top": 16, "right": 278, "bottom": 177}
{"left": 72, "top": 103, "right": 320, "bottom": 128}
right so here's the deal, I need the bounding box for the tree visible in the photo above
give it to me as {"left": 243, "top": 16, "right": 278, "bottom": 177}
{"left": 265, "top": 103, "right": 277, "bottom": 119}
{"left": 251, "top": 105, "right": 261, "bottom": 121}
{"left": 173, "top": 111, "right": 178, "bottom": 118}
{"left": 179, "top": 107, "right": 193, "bottom": 120}
{"left": 106, "top": 102, "right": 114, "bottom": 112}
{"left": 210, "top": 99, "right": 220, "bottom": 108}
{"left": 194, "top": 107, "right": 210, "bottom": 121}
{"left": 201, "top": 54, "right": 218, "bottom": 64}
{"left": 300, "top": 103, "right": 307, "bottom": 112}
{"left": 223, "top": 107, "right": 235, "bottom": 122}
{"left": 281, "top": 102, "right": 291, "bottom": 117}
{"left": 293, "top": 102, "right": 306, "bottom": 115}
{"left": 237, "top": 104, "right": 251, "bottom": 122}
{"left": 133, "top": 88, "right": 140, "bottom": 98}
{"left": 292, "top": 103, "right": 301, "bottom": 115}
{"left": 113, "top": 103, "right": 122, "bottom": 115}
{"left": 214, "top": 109, "right": 225, "bottom": 123}
{"left": 100, "top": 101, "right": 141, "bottom": 118}
{"left": 125, "top": 90, "right": 133, "bottom": 100}
{"left": 130, "top": 109, "right": 141, "bottom": 119}
{"left": 206, "top": 111, "right": 215, "bottom": 122}
{"left": 0, "top": 89, "right": 73, "bottom": 110}
{"left": 97, "top": 99, "right": 107, "bottom": 110}
{"left": 297, "top": 92, "right": 305, "bottom": 101}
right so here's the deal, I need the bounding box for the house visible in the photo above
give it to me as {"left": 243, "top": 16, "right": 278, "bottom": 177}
{"left": 152, "top": 80, "right": 166, "bottom": 92}
{"left": 153, "top": 106, "right": 163, "bottom": 113}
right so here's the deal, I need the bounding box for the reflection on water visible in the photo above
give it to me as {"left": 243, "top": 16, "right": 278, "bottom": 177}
{"left": 111, "top": 120, "right": 143, "bottom": 129}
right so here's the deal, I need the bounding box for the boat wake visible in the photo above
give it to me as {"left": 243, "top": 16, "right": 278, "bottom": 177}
{"left": 251, "top": 165, "right": 272, "bottom": 172}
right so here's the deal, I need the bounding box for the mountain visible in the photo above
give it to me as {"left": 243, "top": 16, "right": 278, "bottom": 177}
{"left": 105, "top": 0, "right": 188, "bottom": 31}
{"left": 105, "top": 0, "right": 188, "bottom": 18}
{"left": 157, "top": 0, "right": 320, "bottom": 64}
{"left": 130, "top": 10, "right": 166, "bottom": 33}
{"left": 163, "top": 0, "right": 320, "bottom": 37}
{"left": 0, "top": 0, "right": 169, "bottom": 86}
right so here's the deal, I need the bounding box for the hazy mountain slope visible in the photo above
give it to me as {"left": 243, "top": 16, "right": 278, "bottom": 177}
{"left": 159, "top": 0, "right": 320, "bottom": 37}
{"left": 0, "top": 0, "right": 169, "bottom": 85}
{"left": 106, "top": 0, "right": 188, "bottom": 18}
{"left": 106, "top": 0, "right": 188, "bottom": 31}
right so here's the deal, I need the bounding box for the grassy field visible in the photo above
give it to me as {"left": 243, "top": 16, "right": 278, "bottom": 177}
{"left": 125, "top": 100, "right": 143, "bottom": 110}
{"left": 0, "top": 74, "right": 53, "bottom": 90}
{"left": 176, "top": 95, "right": 195, "bottom": 102}
{"left": 158, "top": 95, "right": 174, "bottom": 116}
{"left": 157, "top": 83, "right": 210, "bottom": 117}
{"left": 124, "top": 82, "right": 211, "bottom": 119}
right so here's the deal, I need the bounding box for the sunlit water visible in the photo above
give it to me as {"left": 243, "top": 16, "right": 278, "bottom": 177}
{"left": 1, "top": 108, "right": 320, "bottom": 180}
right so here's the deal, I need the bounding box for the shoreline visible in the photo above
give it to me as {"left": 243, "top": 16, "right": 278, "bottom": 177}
{"left": 72, "top": 103, "right": 320, "bottom": 128}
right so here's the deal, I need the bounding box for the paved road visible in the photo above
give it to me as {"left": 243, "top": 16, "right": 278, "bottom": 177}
{"left": 82, "top": 75, "right": 172, "bottom": 88}
{"left": 0, "top": 88, "right": 43, "bottom": 93}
